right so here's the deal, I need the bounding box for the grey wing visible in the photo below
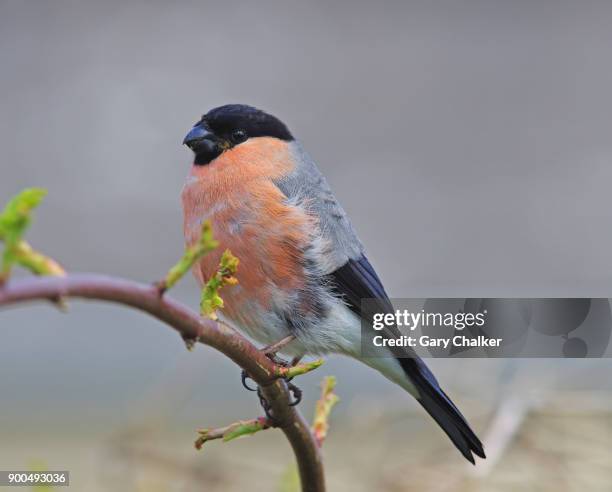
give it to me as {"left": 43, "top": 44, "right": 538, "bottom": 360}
{"left": 274, "top": 141, "right": 393, "bottom": 323}
{"left": 274, "top": 143, "right": 485, "bottom": 463}
{"left": 274, "top": 141, "right": 364, "bottom": 274}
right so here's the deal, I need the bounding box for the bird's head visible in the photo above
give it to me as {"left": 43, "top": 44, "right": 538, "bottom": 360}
{"left": 183, "top": 104, "right": 294, "bottom": 166}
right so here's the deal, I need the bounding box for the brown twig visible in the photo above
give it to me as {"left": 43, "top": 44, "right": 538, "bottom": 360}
{"left": 195, "top": 416, "right": 273, "bottom": 449}
{"left": 0, "top": 273, "right": 325, "bottom": 492}
{"left": 312, "top": 376, "right": 340, "bottom": 447}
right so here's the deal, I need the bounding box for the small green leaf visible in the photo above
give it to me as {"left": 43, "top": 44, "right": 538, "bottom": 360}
{"left": 276, "top": 359, "right": 324, "bottom": 379}
{"left": 0, "top": 188, "right": 65, "bottom": 282}
{"left": 200, "top": 249, "right": 239, "bottom": 319}
{"left": 160, "top": 220, "right": 219, "bottom": 292}
{"left": 194, "top": 417, "right": 270, "bottom": 449}
{"left": 222, "top": 417, "right": 269, "bottom": 442}
{"left": 0, "top": 188, "right": 47, "bottom": 245}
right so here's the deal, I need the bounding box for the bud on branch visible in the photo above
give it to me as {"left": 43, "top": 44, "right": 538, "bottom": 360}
{"left": 156, "top": 220, "right": 219, "bottom": 293}
{"left": 200, "top": 249, "right": 239, "bottom": 319}
{"left": 0, "top": 188, "right": 65, "bottom": 283}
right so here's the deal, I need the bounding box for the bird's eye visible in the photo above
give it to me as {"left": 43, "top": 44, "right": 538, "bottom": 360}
{"left": 231, "top": 129, "right": 247, "bottom": 144}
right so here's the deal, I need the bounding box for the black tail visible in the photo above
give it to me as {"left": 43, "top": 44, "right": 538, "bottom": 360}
{"left": 398, "top": 357, "right": 486, "bottom": 464}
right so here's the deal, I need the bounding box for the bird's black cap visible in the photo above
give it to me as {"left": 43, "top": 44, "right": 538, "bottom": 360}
{"left": 184, "top": 104, "right": 294, "bottom": 165}
{"left": 202, "top": 104, "right": 294, "bottom": 142}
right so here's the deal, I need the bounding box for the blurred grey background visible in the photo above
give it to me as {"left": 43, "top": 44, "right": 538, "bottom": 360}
{"left": 2, "top": 1, "right": 612, "bottom": 490}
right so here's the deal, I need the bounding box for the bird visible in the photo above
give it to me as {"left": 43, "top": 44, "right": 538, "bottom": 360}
{"left": 181, "top": 104, "right": 485, "bottom": 464}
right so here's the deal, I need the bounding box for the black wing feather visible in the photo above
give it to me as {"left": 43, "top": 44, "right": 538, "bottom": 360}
{"left": 329, "top": 256, "right": 393, "bottom": 315}
{"left": 329, "top": 255, "right": 485, "bottom": 463}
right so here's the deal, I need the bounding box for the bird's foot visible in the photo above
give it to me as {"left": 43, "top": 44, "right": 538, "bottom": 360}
{"left": 241, "top": 351, "right": 303, "bottom": 391}
{"left": 241, "top": 369, "right": 303, "bottom": 405}
{"left": 240, "top": 356, "right": 304, "bottom": 421}
{"left": 255, "top": 381, "right": 303, "bottom": 423}
{"left": 240, "top": 336, "right": 305, "bottom": 418}
{"left": 286, "top": 381, "right": 303, "bottom": 406}
{"left": 241, "top": 369, "right": 258, "bottom": 392}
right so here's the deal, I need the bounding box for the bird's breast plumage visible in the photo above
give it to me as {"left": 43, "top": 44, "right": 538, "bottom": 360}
{"left": 181, "top": 137, "right": 325, "bottom": 339}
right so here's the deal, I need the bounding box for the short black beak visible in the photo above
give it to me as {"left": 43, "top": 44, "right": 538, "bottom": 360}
{"left": 183, "top": 125, "right": 223, "bottom": 165}
{"left": 183, "top": 125, "right": 211, "bottom": 149}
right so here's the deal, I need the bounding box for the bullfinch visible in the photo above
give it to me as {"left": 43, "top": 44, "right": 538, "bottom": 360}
{"left": 181, "top": 104, "right": 485, "bottom": 463}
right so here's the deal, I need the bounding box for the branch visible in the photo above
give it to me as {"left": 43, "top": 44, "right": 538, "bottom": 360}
{"left": 0, "top": 274, "right": 325, "bottom": 492}
{"left": 195, "top": 416, "right": 272, "bottom": 449}
{"left": 312, "top": 376, "right": 340, "bottom": 447}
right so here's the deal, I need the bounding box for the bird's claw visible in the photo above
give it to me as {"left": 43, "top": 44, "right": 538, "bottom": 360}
{"left": 256, "top": 386, "right": 275, "bottom": 421}
{"left": 287, "top": 381, "right": 302, "bottom": 406}
{"left": 240, "top": 367, "right": 303, "bottom": 421}
{"left": 253, "top": 380, "right": 302, "bottom": 423}
{"left": 241, "top": 370, "right": 258, "bottom": 392}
